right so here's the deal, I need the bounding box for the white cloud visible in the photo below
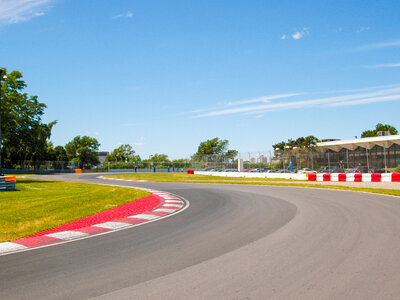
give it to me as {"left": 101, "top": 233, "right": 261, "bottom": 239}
{"left": 190, "top": 86, "right": 400, "bottom": 118}
{"left": 292, "top": 32, "right": 303, "bottom": 40}
{"left": 0, "top": 0, "right": 52, "bottom": 24}
{"left": 112, "top": 11, "right": 133, "bottom": 19}
{"left": 281, "top": 35, "right": 287, "bottom": 40}
{"left": 291, "top": 28, "right": 309, "bottom": 40}
{"left": 134, "top": 142, "right": 145, "bottom": 146}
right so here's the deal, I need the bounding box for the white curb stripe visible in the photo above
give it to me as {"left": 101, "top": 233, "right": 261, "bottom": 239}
{"left": 0, "top": 242, "right": 28, "bottom": 253}
{"left": 128, "top": 214, "right": 159, "bottom": 220}
{"left": 153, "top": 208, "right": 177, "bottom": 213}
{"left": 165, "top": 200, "right": 183, "bottom": 203}
{"left": 162, "top": 204, "right": 183, "bottom": 208}
{"left": 45, "top": 231, "right": 89, "bottom": 241}
{"left": 92, "top": 222, "right": 131, "bottom": 230}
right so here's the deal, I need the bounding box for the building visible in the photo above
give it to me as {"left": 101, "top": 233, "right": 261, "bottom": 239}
{"left": 316, "top": 135, "right": 400, "bottom": 170}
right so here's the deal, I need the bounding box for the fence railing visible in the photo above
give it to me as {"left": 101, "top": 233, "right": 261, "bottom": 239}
{"left": 3, "top": 145, "right": 400, "bottom": 173}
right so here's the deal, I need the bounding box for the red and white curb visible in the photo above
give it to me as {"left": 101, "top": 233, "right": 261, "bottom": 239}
{"left": 308, "top": 172, "right": 400, "bottom": 182}
{"left": 97, "top": 175, "right": 151, "bottom": 182}
{"left": 0, "top": 187, "right": 188, "bottom": 256}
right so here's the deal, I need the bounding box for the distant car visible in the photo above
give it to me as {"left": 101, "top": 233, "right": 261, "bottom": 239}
{"left": 329, "top": 168, "right": 345, "bottom": 173}
{"left": 297, "top": 168, "right": 316, "bottom": 174}
{"left": 320, "top": 166, "right": 344, "bottom": 173}
{"left": 369, "top": 167, "right": 386, "bottom": 173}
{"left": 276, "top": 169, "right": 291, "bottom": 173}
{"left": 265, "top": 169, "right": 276, "bottom": 173}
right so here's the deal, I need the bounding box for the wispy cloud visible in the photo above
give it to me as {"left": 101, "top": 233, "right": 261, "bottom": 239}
{"left": 112, "top": 11, "right": 133, "bottom": 19}
{"left": 224, "top": 93, "right": 301, "bottom": 106}
{"left": 355, "top": 40, "right": 400, "bottom": 52}
{"left": 187, "top": 86, "right": 400, "bottom": 118}
{"left": 362, "top": 63, "right": 400, "bottom": 69}
{"left": 0, "top": 0, "right": 53, "bottom": 24}
{"left": 356, "top": 26, "right": 371, "bottom": 33}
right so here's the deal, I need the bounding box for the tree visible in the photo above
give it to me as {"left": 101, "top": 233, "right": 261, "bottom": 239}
{"left": 65, "top": 136, "right": 100, "bottom": 169}
{"left": 105, "top": 144, "right": 140, "bottom": 163}
{"left": 194, "top": 137, "right": 237, "bottom": 158}
{"left": 148, "top": 153, "right": 170, "bottom": 163}
{"left": 273, "top": 135, "right": 319, "bottom": 156}
{"left": 361, "top": 123, "right": 398, "bottom": 138}
{"left": 0, "top": 68, "right": 56, "bottom": 168}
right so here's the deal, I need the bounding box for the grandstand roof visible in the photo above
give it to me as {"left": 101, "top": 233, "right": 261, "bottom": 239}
{"left": 317, "top": 135, "right": 400, "bottom": 152}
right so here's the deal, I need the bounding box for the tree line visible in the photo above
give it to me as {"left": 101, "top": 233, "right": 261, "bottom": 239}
{"left": 2, "top": 68, "right": 397, "bottom": 169}
{"left": 1, "top": 68, "right": 238, "bottom": 169}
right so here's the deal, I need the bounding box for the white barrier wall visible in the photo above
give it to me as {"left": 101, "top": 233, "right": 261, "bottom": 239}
{"left": 194, "top": 171, "right": 307, "bottom": 180}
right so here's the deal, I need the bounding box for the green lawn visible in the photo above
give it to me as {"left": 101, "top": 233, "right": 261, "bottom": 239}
{"left": 105, "top": 173, "right": 299, "bottom": 182}
{"left": 0, "top": 179, "right": 150, "bottom": 242}
{"left": 105, "top": 173, "right": 400, "bottom": 197}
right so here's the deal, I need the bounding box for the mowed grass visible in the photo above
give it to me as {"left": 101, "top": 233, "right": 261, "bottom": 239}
{"left": 0, "top": 179, "right": 150, "bottom": 242}
{"left": 106, "top": 173, "right": 400, "bottom": 198}
{"left": 105, "top": 173, "right": 299, "bottom": 182}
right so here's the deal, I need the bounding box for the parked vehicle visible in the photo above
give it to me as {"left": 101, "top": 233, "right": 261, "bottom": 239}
{"left": 369, "top": 167, "right": 386, "bottom": 173}
{"left": 297, "top": 168, "right": 316, "bottom": 174}
{"left": 276, "top": 169, "right": 291, "bottom": 173}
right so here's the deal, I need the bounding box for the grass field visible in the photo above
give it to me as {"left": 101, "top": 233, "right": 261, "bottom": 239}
{"left": 105, "top": 173, "right": 400, "bottom": 197}
{"left": 0, "top": 179, "right": 150, "bottom": 242}
{"left": 105, "top": 173, "right": 299, "bottom": 182}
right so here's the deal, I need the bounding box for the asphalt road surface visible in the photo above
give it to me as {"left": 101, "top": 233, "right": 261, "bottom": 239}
{"left": 2, "top": 173, "right": 400, "bottom": 299}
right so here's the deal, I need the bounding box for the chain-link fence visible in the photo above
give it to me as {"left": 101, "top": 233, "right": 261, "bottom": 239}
{"left": 3, "top": 144, "right": 400, "bottom": 173}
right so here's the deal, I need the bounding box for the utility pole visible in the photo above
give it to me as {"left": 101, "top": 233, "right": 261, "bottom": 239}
{"left": 0, "top": 69, "right": 6, "bottom": 175}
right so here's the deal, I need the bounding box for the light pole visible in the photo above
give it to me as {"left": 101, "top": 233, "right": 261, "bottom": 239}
{"left": 0, "top": 69, "right": 6, "bottom": 175}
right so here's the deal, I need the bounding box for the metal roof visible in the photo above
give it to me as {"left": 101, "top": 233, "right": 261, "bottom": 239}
{"left": 317, "top": 135, "right": 400, "bottom": 152}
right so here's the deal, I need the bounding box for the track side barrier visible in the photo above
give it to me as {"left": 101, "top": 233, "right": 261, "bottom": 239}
{"left": 308, "top": 172, "right": 400, "bottom": 183}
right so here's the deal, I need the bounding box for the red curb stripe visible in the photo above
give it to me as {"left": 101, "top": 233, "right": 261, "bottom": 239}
{"left": 74, "top": 226, "right": 112, "bottom": 235}
{"left": 1, "top": 183, "right": 187, "bottom": 255}
{"left": 28, "top": 194, "right": 162, "bottom": 237}
{"left": 14, "top": 236, "right": 62, "bottom": 247}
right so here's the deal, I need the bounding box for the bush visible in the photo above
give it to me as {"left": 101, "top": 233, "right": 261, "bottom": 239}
{"left": 396, "top": 165, "right": 400, "bottom": 173}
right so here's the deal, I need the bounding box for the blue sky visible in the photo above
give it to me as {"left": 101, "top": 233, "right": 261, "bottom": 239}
{"left": 1, "top": 0, "right": 399, "bottom": 159}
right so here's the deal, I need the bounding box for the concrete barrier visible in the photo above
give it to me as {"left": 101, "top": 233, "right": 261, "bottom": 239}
{"left": 194, "top": 171, "right": 307, "bottom": 180}
{"left": 308, "top": 172, "right": 400, "bottom": 183}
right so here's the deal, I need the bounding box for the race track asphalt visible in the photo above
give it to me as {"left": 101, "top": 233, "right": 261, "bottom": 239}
{"left": 1, "top": 173, "right": 400, "bottom": 299}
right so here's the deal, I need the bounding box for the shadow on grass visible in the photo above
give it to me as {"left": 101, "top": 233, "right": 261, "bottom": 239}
{"left": 16, "top": 179, "right": 58, "bottom": 184}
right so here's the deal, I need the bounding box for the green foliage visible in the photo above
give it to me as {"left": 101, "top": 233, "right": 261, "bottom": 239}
{"left": 65, "top": 136, "right": 100, "bottom": 168}
{"left": 0, "top": 68, "right": 57, "bottom": 168}
{"left": 105, "top": 144, "right": 140, "bottom": 163}
{"left": 193, "top": 137, "right": 238, "bottom": 161}
{"left": 105, "top": 162, "right": 136, "bottom": 169}
{"left": 148, "top": 153, "right": 170, "bottom": 163}
{"left": 396, "top": 165, "right": 400, "bottom": 172}
{"left": 361, "top": 123, "right": 398, "bottom": 138}
{"left": 273, "top": 135, "right": 319, "bottom": 155}
{"left": 172, "top": 158, "right": 190, "bottom": 168}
